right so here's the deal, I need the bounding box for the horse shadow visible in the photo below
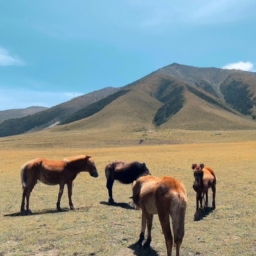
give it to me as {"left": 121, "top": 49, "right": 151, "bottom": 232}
{"left": 4, "top": 205, "right": 94, "bottom": 217}
{"left": 3, "top": 208, "right": 69, "bottom": 217}
{"left": 100, "top": 201, "right": 136, "bottom": 210}
{"left": 128, "top": 242, "right": 159, "bottom": 256}
{"left": 194, "top": 207, "right": 215, "bottom": 221}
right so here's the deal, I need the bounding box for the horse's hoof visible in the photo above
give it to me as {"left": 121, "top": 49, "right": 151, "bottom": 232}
{"left": 27, "top": 209, "right": 33, "bottom": 215}
{"left": 57, "top": 207, "right": 62, "bottom": 212}
{"left": 136, "top": 241, "right": 143, "bottom": 246}
{"left": 108, "top": 198, "right": 115, "bottom": 205}
{"left": 20, "top": 209, "right": 32, "bottom": 216}
{"left": 142, "top": 239, "right": 151, "bottom": 248}
{"left": 70, "top": 206, "right": 75, "bottom": 210}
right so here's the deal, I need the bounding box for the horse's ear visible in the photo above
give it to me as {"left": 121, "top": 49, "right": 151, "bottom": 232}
{"left": 200, "top": 163, "right": 204, "bottom": 169}
{"left": 85, "top": 155, "right": 91, "bottom": 160}
{"left": 142, "top": 163, "right": 146, "bottom": 167}
{"left": 191, "top": 164, "right": 197, "bottom": 170}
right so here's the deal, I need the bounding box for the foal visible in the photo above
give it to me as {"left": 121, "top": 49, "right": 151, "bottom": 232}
{"left": 132, "top": 175, "right": 187, "bottom": 256}
{"left": 192, "top": 163, "right": 216, "bottom": 218}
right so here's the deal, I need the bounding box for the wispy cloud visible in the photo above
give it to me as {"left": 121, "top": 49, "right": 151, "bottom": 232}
{"left": 0, "top": 89, "right": 83, "bottom": 110}
{"left": 130, "top": 0, "right": 256, "bottom": 28}
{"left": 0, "top": 47, "right": 24, "bottom": 66}
{"left": 222, "top": 61, "right": 255, "bottom": 72}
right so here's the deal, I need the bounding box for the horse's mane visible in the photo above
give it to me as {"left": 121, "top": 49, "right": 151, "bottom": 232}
{"left": 63, "top": 155, "right": 87, "bottom": 162}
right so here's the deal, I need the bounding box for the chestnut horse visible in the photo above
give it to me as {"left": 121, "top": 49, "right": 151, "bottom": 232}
{"left": 192, "top": 163, "right": 216, "bottom": 219}
{"left": 105, "top": 161, "right": 150, "bottom": 204}
{"left": 132, "top": 175, "right": 187, "bottom": 256}
{"left": 20, "top": 155, "right": 98, "bottom": 215}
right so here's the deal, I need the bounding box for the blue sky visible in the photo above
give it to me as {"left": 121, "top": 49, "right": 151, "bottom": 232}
{"left": 0, "top": 0, "right": 256, "bottom": 110}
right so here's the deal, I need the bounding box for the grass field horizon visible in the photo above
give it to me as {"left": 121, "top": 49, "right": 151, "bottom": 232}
{"left": 1, "top": 129, "right": 256, "bottom": 255}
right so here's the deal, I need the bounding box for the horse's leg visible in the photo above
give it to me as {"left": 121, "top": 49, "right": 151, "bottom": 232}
{"left": 57, "top": 182, "right": 65, "bottom": 211}
{"left": 25, "top": 187, "right": 32, "bottom": 214}
{"left": 171, "top": 203, "right": 186, "bottom": 256}
{"left": 205, "top": 190, "right": 209, "bottom": 208}
{"left": 67, "top": 181, "right": 75, "bottom": 210}
{"left": 24, "top": 184, "right": 35, "bottom": 215}
{"left": 196, "top": 192, "right": 201, "bottom": 210}
{"left": 20, "top": 187, "right": 27, "bottom": 215}
{"left": 106, "top": 178, "right": 115, "bottom": 204}
{"left": 137, "top": 209, "right": 146, "bottom": 245}
{"left": 212, "top": 184, "right": 216, "bottom": 209}
{"left": 194, "top": 192, "right": 201, "bottom": 220}
{"left": 157, "top": 207, "right": 173, "bottom": 256}
{"left": 143, "top": 212, "right": 153, "bottom": 248}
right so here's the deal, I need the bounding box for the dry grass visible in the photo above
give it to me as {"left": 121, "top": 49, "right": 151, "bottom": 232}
{"left": 1, "top": 130, "right": 256, "bottom": 255}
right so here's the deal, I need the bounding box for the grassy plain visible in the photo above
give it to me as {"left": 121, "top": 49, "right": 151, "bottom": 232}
{"left": 0, "top": 129, "right": 256, "bottom": 255}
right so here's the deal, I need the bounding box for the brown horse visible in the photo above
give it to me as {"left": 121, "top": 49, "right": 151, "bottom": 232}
{"left": 20, "top": 155, "right": 98, "bottom": 215}
{"left": 105, "top": 161, "right": 150, "bottom": 204}
{"left": 132, "top": 175, "right": 187, "bottom": 256}
{"left": 192, "top": 163, "right": 216, "bottom": 219}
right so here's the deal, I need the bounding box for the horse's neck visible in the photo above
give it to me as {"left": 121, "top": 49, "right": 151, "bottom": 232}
{"left": 66, "top": 160, "right": 85, "bottom": 173}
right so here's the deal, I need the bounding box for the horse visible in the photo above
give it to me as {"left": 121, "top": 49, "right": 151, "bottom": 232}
{"left": 20, "top": 155, "right": 98, "bottom": 215}
{"left": 131, "top": 175, "right": 187, "bottom": 256}
{"left": 191, "top": 163, "right": 216, "bottom": 219}
{"left": 105, "top": 161, "right": 151, "bottom": 204}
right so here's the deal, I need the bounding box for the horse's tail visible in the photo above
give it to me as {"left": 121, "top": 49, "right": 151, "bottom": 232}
{"left": 130, "top": 180, "right": 141, "bottom": 209}
{"left": 105, "top": 162, "right": 115, "bottom": 180}
{"left": 20, "top": 163, "right": 28, "bottom": 188}
{"left": 21, "top": 160, "right": 37, "bottom": 188}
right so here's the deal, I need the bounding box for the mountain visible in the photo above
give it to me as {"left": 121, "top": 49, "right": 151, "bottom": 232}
{"left": 0, "top": 87, "right": 118, "bottom": 137}
{"left": 0, "top": 106, "right": 47, "bottom": 123}
{"left": 0, "top": 63, "right": 256, "bottom": 137}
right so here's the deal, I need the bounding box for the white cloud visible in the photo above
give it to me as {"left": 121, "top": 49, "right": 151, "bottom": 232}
{"left": 222, "top": 61, "right": 254, "bottom": 72}
{"left": 0, "top": 47, "right": 24, "bottom": 66}
{"left": 0, "top": 89, "right": 83, "bottom": 110}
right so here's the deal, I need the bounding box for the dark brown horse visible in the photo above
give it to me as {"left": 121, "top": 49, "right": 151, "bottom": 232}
{"left": 105, "top": 161, "right": 150, "bottom": 204}
{"left": 20, "top": 155, "right": 98, "bottom": 215}
{"left": 192, "top": 163, "right": 216, "bottom": 220}
{"left": 132, "top": 175, "right": 187, "bottom": 256}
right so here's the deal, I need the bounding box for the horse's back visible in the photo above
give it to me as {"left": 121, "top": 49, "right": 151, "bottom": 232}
{"left": 203, "top": 167, "right": 216, "bottom": 182}
{"left": 155, "top": 176, "right": 187, "bottom": 206}
{"left": 112, "top": 161, "right": 148, "bottom": 184}
{"left": 133, "top": 176, "right": 160, "bottom": 214}
{"left": 135, "top": 175, "right": 186, "bottom": 198}
{"left": 133, "top": 175, "right": 187, "bottom": 214}
{"left": 105, "top": 161, "right": 125, "bottom": 179}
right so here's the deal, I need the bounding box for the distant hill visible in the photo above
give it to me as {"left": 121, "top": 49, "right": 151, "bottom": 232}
{"left": 0, "top": 87, "right": 118, "bottom": 136}
{"left": 0, "top": 63, "right": 256, "bottom": 137}
{"left": 0, "top": 106, "right": 47, "bottom": 123}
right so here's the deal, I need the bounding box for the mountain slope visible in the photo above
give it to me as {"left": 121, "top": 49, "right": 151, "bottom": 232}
{"left": 0, "top": 87, "right": 118, "bottom": 137}
{"left": 0, "top": 63, "right": 256, "bottom": 137}
{"left": 0, "top": 106, "right": 47, "bottom": 123}
{"left": 156, "top": 63, "right": 244, "bottom": 98}
{"left": 220, "top": 73, "right": 256, "bottom": 118}
{"left": 54, "top": 72, "right": 256, "bottom": 133}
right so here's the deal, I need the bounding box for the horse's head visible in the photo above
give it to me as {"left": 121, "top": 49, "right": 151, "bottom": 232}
{"left": 140, "top": 163, "right": 151, "bottom": 176}
{"left": 85, "top": 156, "right": 99, "bottom": 178}
{"left": 191, "top": 163, "right": 204, "bottom": 183}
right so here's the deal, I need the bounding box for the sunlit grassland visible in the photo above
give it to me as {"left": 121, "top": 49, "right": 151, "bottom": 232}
{"left": 0, "top": 129, "right": 256, "bottom": 255}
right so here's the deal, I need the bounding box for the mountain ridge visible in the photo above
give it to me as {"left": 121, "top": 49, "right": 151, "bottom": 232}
{"left": 1, "top": 63, "right": 256, "bottom": 137}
